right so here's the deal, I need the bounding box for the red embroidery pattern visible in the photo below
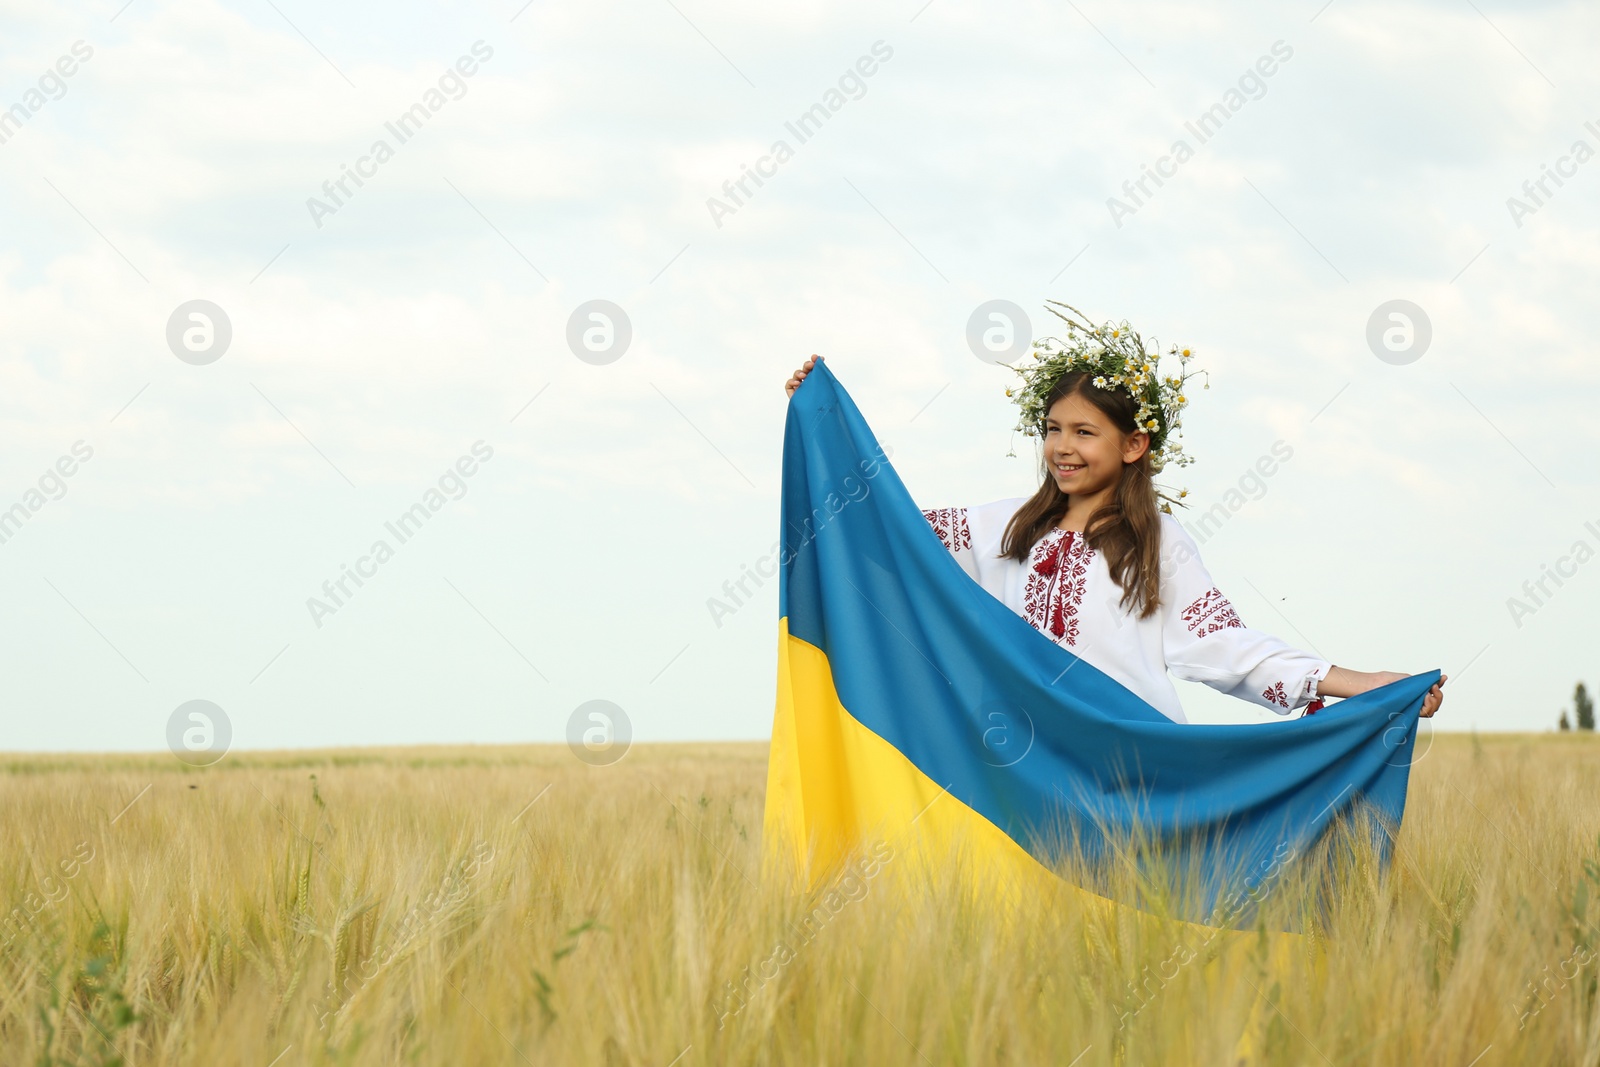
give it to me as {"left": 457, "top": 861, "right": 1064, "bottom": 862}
{"left": 1181, "top": 586, "right": 1244, "bottom": 637}
{"left": 1023, "top": 529, "right": 1092, "bottom": 646}
{"left": 1262, "top": 681, "right": 1290, "bottom": 709}
{"left": 922, "top": 507, "right": 972, "bottom": 553}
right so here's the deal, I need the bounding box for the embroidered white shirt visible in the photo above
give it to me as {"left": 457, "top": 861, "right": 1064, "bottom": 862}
{"left": 922, "top": 498, "right": 1331, "bottom": 724}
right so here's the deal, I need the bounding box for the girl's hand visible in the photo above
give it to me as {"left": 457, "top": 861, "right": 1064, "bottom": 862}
{"left": 1419, "top": 673, "right": 1447, "bottom": 718}
{"left": 1371, "top": 671, "right": 1447, "bottom": 717}
{"left": 1320, "top": 667, "right": 1447, "bottom": 716}
{"left": 785, "top": 354, "right": 823, "bottom": 397}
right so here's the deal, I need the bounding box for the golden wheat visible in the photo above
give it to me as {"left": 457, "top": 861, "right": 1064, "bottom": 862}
{"left": 2, "top": 734, "right": 1597, "bottom": 1066}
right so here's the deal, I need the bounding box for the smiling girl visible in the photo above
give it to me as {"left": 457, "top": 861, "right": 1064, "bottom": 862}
{"left": 784, "top": 306, "right": 1445, "bottom": 724}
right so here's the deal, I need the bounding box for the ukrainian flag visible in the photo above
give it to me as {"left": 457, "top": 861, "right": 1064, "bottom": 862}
{"left": 764, "top": 360, "right": 1438, "bottom": 929}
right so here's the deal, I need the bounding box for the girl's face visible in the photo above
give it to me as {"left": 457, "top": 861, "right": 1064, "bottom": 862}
{"left": 1044, "top": 391, "right": 1149, "bottom": 497}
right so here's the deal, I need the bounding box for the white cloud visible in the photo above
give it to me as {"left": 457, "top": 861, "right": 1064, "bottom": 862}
{"left": 0, "top": 0, "right": 1595, "bottom": 749}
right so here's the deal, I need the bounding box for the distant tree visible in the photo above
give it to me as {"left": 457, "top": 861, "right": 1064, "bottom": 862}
{"left": 1577, "top": 682, "right": 1595, "bottom": 732}
{"left": 1559, "top": 710, "right": 1571, "bottom": 731}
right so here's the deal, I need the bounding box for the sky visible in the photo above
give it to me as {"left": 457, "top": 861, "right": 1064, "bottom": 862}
{"left": 1, "top": 0, "right": 1596, "bottom": 754}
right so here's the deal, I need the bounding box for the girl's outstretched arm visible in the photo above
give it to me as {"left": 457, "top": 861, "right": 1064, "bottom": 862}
{"left": 1157, "top": 520, "right": 1330, "bottom": 717}
{"left": 1319, "top": 667, "right": 1448, "bottom": 717}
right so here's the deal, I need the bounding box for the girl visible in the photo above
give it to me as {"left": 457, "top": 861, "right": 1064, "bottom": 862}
{"left": 784, "top": 349, "right": 1446, "bottom": 724}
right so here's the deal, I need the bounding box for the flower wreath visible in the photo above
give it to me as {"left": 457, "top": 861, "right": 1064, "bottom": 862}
{"left": 1003, "top": 300, "right": 1209, "bottom": 513}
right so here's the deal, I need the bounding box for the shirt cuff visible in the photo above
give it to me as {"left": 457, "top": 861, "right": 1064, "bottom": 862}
{"left": 1301, "top": 663, "right": 1331, "bottom": 715}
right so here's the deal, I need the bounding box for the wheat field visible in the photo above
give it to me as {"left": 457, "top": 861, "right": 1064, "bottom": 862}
{"left": 2, "top": 733, "right": 1598, "bottom": 1066}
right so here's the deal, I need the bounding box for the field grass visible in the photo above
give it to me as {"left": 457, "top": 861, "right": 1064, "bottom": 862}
{"left": 3, "top": 733, "right": 1599, "bottom": 1066}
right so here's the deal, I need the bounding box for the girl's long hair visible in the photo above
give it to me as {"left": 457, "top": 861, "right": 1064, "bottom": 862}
{"left": 998, "top": 369, "right": 1165, "bottom": 619}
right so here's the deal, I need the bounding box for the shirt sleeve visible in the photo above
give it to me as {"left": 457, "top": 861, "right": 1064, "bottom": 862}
{"left": 921, "top": 506, "right": 980, "bottom": 583}
{"left": 1157, "top": 517, "right": 1332, "bottom": 716}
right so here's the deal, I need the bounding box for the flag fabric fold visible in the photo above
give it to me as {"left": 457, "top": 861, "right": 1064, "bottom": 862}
{"left": 764, "top": 361, "right": 1437, "bottom": 927}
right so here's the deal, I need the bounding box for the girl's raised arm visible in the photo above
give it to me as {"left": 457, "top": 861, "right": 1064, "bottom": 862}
{"left": 920, "top": 506, "right": 980, "bottom": 582}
